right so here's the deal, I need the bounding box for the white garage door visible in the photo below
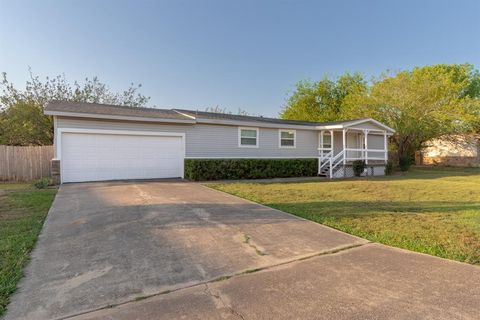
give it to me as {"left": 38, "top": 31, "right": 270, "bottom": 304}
{"left": 61, "top": 132, "right": 184, "bottom": 183}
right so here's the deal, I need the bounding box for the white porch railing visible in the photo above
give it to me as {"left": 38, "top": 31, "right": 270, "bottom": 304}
{"left": 318, "top": 149, "right": 344, "bottom": 178}
{"left": 318, "top": 148, "right": 388, "bottom": 179}
{"left": 318, "top": 150, "right": 332, "bottom": 174}
{"left": 330, "top": 150, "right": 344, "bottom": 177}
{"left": 344, "top": 148, "right": 388, "bottom": 162}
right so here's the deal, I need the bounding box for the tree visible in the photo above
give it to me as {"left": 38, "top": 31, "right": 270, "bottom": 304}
{"left": 343, "top": 64, "right": 480, "bottom": 160}
{"left": 0, "top": 99, "right": 52, "bottom": 145}
{"left": 281, "top": 64, "right": 480, "bottom": 162}
{"left": 280, "top": 72, "right": 367, "bottom": 122}
{"left": 205, "top": 105, "right": 252, "bottom": 116}
{"left": 0, "top": 69, "right": 150, "bottom": 145}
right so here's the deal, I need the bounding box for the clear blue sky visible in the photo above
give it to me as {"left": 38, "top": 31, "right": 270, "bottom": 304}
{"left": 1, "top": 0, "right": 479, "bottom": 116}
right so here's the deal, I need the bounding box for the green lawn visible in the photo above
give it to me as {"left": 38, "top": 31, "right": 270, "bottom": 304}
{"left": 209, "top": 167, "right": 480, "bottom": 265}
{"left": 0, "top": 184, "right": 57, "bottom": 317}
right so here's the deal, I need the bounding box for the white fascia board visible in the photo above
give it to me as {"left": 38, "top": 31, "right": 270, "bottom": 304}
{"left": 172, "top": 110, "right": 197, "bottom": 119}
{"left": 195, "top": 118, "right": 318, "bottom": 130}
{"left": 343, "top": 118, "right": 396, "bottom": 133}
{"left": 44, "top": 110, "right": 196, "bottom": 124}
{"left": 315, "top": 119, "right": 396, "bottom": 133}
{"left": 57, "top": 127, "right": 186, "bottom": 137}
{"left": 315, "top": 124, "right": 344, "bottom": 130}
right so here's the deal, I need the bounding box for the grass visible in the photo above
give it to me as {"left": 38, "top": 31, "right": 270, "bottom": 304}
{"left": 0, "top": 183, "right": 57, "bottom": 317}
{"left": 209, "top": 167, "right": 480, "bottom": 265}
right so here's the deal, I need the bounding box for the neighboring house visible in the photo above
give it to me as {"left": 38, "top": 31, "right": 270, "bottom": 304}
{"left": 416, "top": 135, "right": 480, "bottom": 167}
{"left": 44, "top": 101, "right": 395, "bottom": 183}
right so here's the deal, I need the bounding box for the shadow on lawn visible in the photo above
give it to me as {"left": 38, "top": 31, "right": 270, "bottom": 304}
{"left": 230, "top": 167, "right": 480, "bottom": 185}
{"left": 268, "top": 200, "right": 480, "bottom": 216}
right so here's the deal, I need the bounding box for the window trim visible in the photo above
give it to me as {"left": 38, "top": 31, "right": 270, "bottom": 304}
{"left": 279, "top": 129, "right": 296, "bottom": 149}
{"left": 238, "top": 127, "right": 259, "bottom": 148}
{"left": 319, "top": 131, "right": 332, "bottom": 149}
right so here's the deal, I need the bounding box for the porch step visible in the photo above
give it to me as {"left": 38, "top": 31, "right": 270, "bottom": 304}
{"left": 319, "top": 166, "right": 330, "bottom": 177}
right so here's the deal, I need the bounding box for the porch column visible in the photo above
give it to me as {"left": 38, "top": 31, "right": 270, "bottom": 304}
{"left": 383, "top": 130, "right": 388, "bottom": 163}
{"left": 364, "top": 129, "right": 369, "bottom": 165}
{"left": 320, "top": 130, "right": 324, "bottom": 150}
{"left": 342, "top": 129, "right": 346, "bottom": 164}
{"left": 319, "top": 130, "right": 323, "bottom": 160}
{"left": 330, "top": 130, "right": 334, "bottom": 154}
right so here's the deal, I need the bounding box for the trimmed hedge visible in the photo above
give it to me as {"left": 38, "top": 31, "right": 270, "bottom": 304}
{"left": 184, "top": 158, "right": 318, "bottom": 181}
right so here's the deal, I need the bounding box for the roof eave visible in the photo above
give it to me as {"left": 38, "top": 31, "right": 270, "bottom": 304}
{"left": 194, "top": 117, "right": 319, "bottom": 130}
{"left": 314, "top": 124, "right": 344, "bottom": 130}
{"left": 44, "top": 110, "right": 196, "bottom": 124}
{"left": 345, "top": 118, "right": 395, "bottom": 133}
{"left": 315, "top": 118, "right": 395, "bottom": 133}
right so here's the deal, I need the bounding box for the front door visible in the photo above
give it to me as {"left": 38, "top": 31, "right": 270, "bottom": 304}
{"left": 320, "top": 131, "right": 332, "bottom": 157}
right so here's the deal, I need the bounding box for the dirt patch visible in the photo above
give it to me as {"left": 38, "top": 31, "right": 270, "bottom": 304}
{"left": 0, "top": 193, "right": 23, "bottom": 220}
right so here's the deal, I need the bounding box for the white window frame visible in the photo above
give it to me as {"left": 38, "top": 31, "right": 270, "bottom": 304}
{"left": 319, "top": 131, "right": 332, "bottom": 149}
{"left": 238, "top": 127, "right": 259, "bottom": 148}
{"left": 279, "top": 129, "right": 296, "bottom": 149}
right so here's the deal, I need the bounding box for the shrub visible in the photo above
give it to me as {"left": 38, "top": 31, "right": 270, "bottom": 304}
{"left": 352, "top": 160, "right": 366, "bottom": 177}
{"left": 184, "top": 158, "right": 317, "bottom": 181}
{"left": 33, "top": 177, "right": 52, "bottom": 189}
{"left": 399, "top": 156, "right": 411, "bottom": 172}
{"left": 384, "top": 161, "right": 394, "bottom": 175}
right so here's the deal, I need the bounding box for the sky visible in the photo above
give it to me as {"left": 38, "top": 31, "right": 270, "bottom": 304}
{"left": 0, "top": 0, "right": 479, "bottom": 117}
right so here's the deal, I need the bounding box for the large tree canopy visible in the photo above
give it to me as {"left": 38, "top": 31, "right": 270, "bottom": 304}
{"left": 280, "top": 72, "right": 367, "bottom": 122}
{"left": 281, "top": 64, "right": 480, "bottom": 160}
{"left": 0, "top": 70, "right": 150, "bottom": 145}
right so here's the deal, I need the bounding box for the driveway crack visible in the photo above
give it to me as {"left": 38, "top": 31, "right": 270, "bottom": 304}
{"left": 204, "top": 284, "right": 246, "bottom": 320}
{"left": 243, "top": 233, "right": 266, "bottom": 256}
{"left": 58, "top": 242, "right": 366, "bottom": 320}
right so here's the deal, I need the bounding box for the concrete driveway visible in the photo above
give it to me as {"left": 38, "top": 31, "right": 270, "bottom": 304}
{"left": 5, "top": 181, "right": 480, "bottom": 320}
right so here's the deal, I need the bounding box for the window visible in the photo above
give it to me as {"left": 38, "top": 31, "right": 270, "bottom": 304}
{"left": 239, "top": 127, "right": 259, "bottom": 147}
{"left": 322, "top": 132, "right": 332, "bottom": 149}
{"left": 279, "top": 130, "right": 296, "bottom": 148}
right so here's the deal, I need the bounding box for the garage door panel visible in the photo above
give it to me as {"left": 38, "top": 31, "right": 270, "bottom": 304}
{"left": 61, "top": 132, "right": 183, "bottom": 183}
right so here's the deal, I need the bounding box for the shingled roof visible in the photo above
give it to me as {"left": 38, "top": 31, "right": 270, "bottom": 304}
{"left": 45, "top": 101, "right": 192, "bottom": 121}
{"left": 173, "top": 109, "right": 326, "bottom": 126}
{"left": 44, "top": 100, "right": 372, "bottom": 128}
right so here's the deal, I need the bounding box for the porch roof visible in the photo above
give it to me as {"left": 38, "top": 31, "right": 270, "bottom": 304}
{"left": 315, "top": 118, "right": 395, "bottom": 134}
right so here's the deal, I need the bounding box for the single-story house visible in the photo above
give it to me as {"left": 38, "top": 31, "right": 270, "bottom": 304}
{"left": 44, "top": 101, "right": 395, "bottom": 183}
{"left": 416, "top": 134, "right": 480, "bottom": 167}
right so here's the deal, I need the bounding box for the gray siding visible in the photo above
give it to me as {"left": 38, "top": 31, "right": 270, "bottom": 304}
{"left": 56, "top": 117, "right": 319, "bottom": 158}
{"left": 368, "top": 134, "right": 384, "bottom": 149}
{"left": 333, "top": 131, "right": 343, "bottom": 155}
{"left": 367, "top": 134, "right": 386, "bottom": 159}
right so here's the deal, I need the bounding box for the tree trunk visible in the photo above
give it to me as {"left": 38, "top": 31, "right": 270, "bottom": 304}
{"left": 396, "top": 136, "right": 410, "bottom": 163}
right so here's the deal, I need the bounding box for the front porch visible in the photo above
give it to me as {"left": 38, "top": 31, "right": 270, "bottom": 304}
{"left": 318, "top": 126, "right": 389, "bottom": 178}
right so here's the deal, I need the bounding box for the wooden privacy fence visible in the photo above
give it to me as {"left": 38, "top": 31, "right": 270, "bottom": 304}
{"left": 0, "top": 145, "right": 54, "bottom": 182}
